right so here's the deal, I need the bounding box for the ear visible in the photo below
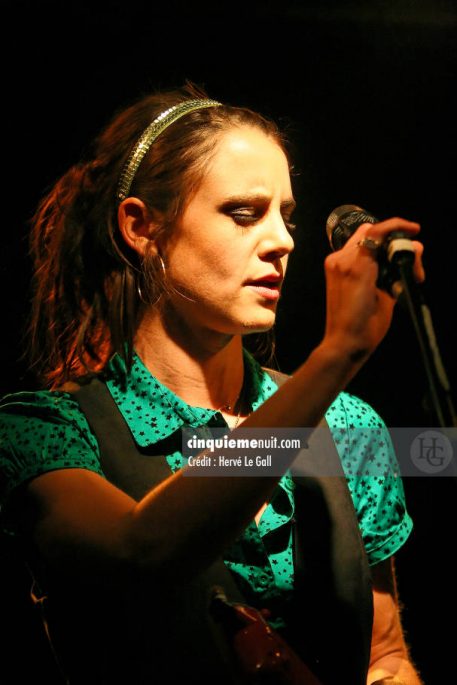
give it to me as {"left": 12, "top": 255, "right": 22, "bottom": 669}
{"left": 117, "top": 197, "right": 162, "bottom": 257}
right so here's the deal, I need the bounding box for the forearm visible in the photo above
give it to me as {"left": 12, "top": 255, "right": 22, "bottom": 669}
{"left": 129, "top": 340, "right": 365, "bottom": 574}
{"left": 368, "top": 655, "right": 424, "bottom": 684}
{"left": 369, "top": 561, "right": 424, "bottom": 685}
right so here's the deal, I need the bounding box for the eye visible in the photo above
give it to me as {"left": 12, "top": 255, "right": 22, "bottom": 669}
{"left": 282, "top": 212, "right": 297, "bottom": 233}
{"left": 284, "top": 219, "right": 297, "bottom": 233}
{"left": 230, "top": 208, "right": 260, "bottom": 226}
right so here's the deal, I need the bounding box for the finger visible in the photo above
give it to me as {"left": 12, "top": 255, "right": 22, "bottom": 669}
{"left": 346, "top": 217, "right": 421, "bottom": 249}
{"left": 411, "top": 240, "right": 425, "bottom": 283}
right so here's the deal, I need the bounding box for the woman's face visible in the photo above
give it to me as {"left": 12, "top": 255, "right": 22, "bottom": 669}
{"left": 161, "top": 125, "right": 296, "bottom": 336}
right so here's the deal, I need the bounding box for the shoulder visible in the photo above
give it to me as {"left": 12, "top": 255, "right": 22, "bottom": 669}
{"left": 0, "top": 388, "right": 93, "bottom": 436}
{"left": 326, "top": 390, "right": 387, "bottom": 430}
{"left": 261, "top": 367, "right": 290, "bottom": 387}
{"left": 0, "top": 388, "right": 102, "bottom": 510}
{"left": 326, "top": 390, "right": 395, "bottom": 478}
{"left": 326, "top": 391, "right": 396, "bottom": 476}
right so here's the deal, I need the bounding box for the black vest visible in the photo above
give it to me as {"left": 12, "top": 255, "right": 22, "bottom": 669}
{"left": 42, "top": 372, "right": 373, "bottom": 685}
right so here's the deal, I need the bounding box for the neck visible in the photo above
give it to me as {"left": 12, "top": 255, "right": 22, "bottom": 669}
{"left": 134, "top": 306, "right": 245, "bottom": 410}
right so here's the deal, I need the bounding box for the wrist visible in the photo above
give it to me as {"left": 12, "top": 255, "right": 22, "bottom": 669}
{"left": 312, "top": 338, "right": 370, "bottom": 381}
{"left": 319, "top": 334, "right": 372, "bottom": 364}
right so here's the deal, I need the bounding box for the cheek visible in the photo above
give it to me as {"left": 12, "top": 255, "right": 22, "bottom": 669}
{"left": 170, "top": 237, "right": 241, "bottom": 282}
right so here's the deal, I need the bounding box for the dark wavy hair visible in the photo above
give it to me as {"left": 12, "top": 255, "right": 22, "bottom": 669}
{"left": 26, "top": 82, "right": 292, "bottom": 388}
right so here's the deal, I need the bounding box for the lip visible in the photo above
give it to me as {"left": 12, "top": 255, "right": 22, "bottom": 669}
{"left": 245, "top": 275, "right": 282, "bottom": 301}
{"left": 249, "top": 273, "right": 282, "bottom": 284}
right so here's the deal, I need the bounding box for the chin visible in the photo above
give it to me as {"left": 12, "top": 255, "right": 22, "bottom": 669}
{"left": 239, "top": 314, "right": 276, "bottom": 334}
{"left": 201, "top": 305, "right": 277, "bottom": 336}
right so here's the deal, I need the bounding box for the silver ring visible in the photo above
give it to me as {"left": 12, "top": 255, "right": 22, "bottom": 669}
{"left": 356, "top": 237, "right": 382, "bottom": 251}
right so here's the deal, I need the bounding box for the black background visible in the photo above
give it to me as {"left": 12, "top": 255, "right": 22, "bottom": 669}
{"left": 1, "top": 1, "right": 456, "bottom": 682}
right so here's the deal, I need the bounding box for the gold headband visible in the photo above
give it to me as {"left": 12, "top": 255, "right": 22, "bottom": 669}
{"left": 117, "top": 98, "right": 222, "bottom": 202}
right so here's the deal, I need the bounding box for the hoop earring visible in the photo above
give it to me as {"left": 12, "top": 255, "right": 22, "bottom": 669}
{"left": 136, "top": 252, "right": 166, "bottom": 306}
{"left": 136, "top": 277, "right": 162, "bottom": 307}
{"left": 156, "top": 252, "right": 197, "bottom": 304}
{"left": 158, "top": 253, "right": 166, "bottom": 276}
{"left": 137, "top": 280, "right": 148, "bottom": 304}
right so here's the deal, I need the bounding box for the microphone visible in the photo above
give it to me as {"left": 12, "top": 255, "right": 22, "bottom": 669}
{"left": 326, "top": 204, "right": 378, "bottom": 251}
{"left": 325, "top": 204, "right": 416, "bottom": 297}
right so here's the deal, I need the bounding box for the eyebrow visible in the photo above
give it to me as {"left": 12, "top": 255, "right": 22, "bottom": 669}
{"left": 219, "top": 194, "right": 297, "bottom": 211}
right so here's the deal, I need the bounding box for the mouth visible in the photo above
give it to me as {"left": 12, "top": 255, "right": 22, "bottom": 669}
{"left": 245, "top": 277, "right": 282, "bottom": 302}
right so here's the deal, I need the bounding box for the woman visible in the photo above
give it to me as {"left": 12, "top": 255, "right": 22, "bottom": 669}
{"left": 0, "top": 83, "right": 424, "bottom": 684}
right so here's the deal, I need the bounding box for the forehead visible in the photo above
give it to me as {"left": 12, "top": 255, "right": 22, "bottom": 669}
{"left": 199, "top": 125, "right": 292, "bottom": 198}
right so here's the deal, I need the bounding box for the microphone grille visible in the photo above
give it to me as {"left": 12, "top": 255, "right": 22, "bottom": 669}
{"left": 326, "top": 204, "right": 364, "bottom": 243}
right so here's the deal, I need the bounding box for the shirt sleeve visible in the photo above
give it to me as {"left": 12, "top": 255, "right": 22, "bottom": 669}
{"left": 325, "top": 391, "right": 413, "bottom": 566}
{"left": 0, "top": 390, "right": 104, "bottom": 514}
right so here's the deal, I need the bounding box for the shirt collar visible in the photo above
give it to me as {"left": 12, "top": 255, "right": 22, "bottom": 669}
{"left": 104, "top": 349, "right": 279, "bottom": 448}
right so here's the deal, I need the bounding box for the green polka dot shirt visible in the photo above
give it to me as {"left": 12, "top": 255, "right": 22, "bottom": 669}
{"left": 0, "top": 350, "right": 412, "bottom": 629}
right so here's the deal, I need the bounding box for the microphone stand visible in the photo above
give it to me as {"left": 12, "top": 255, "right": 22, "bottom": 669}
{"left": 389, "top": 241, "right": 457, "bottom": 429}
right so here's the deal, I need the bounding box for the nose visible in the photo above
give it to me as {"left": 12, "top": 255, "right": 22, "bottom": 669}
{"left": 258, "top": 213, "right": 295, "bottom": 261}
